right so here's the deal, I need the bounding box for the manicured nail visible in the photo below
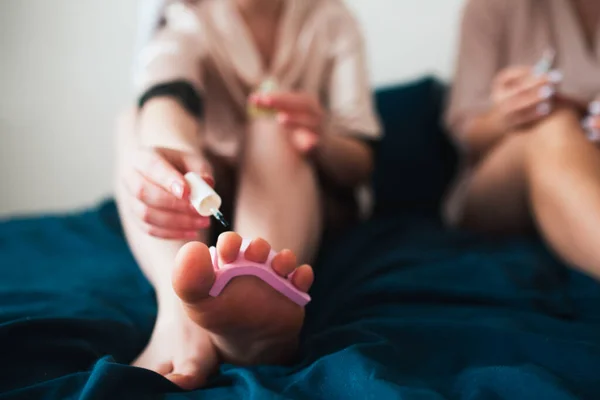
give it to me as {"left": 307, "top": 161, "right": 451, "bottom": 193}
{"left": 582, "top": 117, "right": 593, "bottom": 130}
{"left": 548, "top": 70, "right": 563, "bottom": 84}
{"left": 589, "top": 101, "right": 600, "bottom": 116}
{"left": 539, "top": 86, "right": 554, "bottom": 100}
{"left": 587, "top": 129, "right": 600, "bottom": 142}
{"left": 171, "top": 181, "right": 184, "bottom": 199}
{"left": 537, "top": 102, "right": 551, "bottom": 116}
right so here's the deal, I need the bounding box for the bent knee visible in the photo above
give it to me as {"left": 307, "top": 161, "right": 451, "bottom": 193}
{"left": 527, "top": 108, "right": 583, "bottom": 151}
{"left": 522, "top": 107, "right": 592, "bottom": 174}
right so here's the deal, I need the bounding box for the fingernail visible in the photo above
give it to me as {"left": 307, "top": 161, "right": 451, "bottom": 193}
{"left": 583, "top": 117, "right": 593, "bottom": 130}
{"left": 539, "top": 86, "right": 555, "bottom": 100}
{"left": 589, "top": 101, "right": 600, "bottom": 116}
{"left": 171, "top": 182, "right": 184, "bottom": 199}
{"left": 548, "top": 70, "right": 563, "bottom": 84}
{"left": 587, "top": 129, "right": 600, "bottom": 142}
{"left": 537, "top": 102, "right": 551, "bottom": 116}
{"left": 277, "top": 113, "right": 288, "bottom": 123}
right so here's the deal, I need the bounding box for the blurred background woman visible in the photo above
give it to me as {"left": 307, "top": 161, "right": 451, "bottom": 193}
{"left": 445, "top": 0, "right": 600, "bottom": 278}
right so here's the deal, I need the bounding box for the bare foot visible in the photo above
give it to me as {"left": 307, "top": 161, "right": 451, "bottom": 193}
{"left": 133, "top": 232, "right": 314, "bottom": 390}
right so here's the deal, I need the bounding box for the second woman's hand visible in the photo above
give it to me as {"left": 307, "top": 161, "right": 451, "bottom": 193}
{"left": 583, "top": 100, "right": 600, "bottom": 142}
{"left": 249, "top": 91, "right": 324, "bottom": 154}
{"left": 489, "top": 66, "right": 563, "bottom": 134}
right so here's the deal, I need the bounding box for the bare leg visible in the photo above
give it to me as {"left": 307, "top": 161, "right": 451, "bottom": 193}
{"left": 114, "top": 110, "right": 216, "bottom": 387}
{"left": 461, "top": 108, "right": 600, "bottom": 279}
{"left": 235, "top": 119, "right": 322, "bottom": 264}
{"left": 461, "top": 131, "right": 532, "bottom": 234}
{"left": 115, "top": 111, "right": 315, "bottom": 389}
{"left": 527, "top": 109, "right": 600, "bottom": 278}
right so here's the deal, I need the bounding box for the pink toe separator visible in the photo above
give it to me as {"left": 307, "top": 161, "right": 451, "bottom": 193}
{"left": 208, "top": 240, "right": 311, "bottom": 307}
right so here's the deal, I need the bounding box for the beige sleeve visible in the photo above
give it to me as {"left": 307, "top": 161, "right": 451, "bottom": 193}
{"left": 134, "top": 2, "right": 205, "bottom": 152}
{"left": 327, "top": 10, "right": 382, "bottom": 141}
{"left": 445, "top": 0, "right": 506, "bottom": 141}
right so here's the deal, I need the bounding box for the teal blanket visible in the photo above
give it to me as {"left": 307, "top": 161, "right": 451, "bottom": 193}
{"left": 1, "top": 202, "right": 599, "bottom": 399}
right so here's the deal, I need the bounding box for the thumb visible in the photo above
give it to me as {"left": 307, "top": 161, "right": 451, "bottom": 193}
{"left": 183, "top": 154, "right": 215, "bottom": 187}
{"left": 495, "top": 66, "right": 531, "bottom": 89}
{"left": 292, "top": 129, "right": 319, "bottom": 154}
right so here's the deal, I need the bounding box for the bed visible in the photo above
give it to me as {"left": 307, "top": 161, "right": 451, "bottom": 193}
{"left": 1, "top": 77, "right": 599, "bottom": 400}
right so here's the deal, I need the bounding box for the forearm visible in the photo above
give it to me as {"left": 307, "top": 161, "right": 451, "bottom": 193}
{"left": 114, "top": 109, "right": 195, "bottom": 307}
{"left": 315, "top": 134, "right": 374, "bottom": 187}
{"left": 138, "top": 97, "right": 201, "bottom": 153}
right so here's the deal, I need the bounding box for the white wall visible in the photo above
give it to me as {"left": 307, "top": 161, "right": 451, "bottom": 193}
{"left": 346, "top": 0, "right": 463, "bottom": 86}
{"left": 0, "top": 0, "right": 464, "bottom": 217}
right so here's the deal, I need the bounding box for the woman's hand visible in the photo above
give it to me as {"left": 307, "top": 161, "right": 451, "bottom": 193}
{"left": 120, "top": 147, "right": 214, "bottom": 239}
{"left": 489, "top": 66, "right": 563, "bottom": 133}
{"left": 583, "top": 100, "right": 600, "bottom": 142}
{"left": 249, "top": 92, "right": 325, "bottom": 154}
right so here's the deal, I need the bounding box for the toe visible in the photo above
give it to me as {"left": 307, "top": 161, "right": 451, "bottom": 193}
{"left": 166, "top": 362, "right": 209, "bottom": 390}
{"left": 217, "top": 232, "right": 243, "bottom": 264}
{"left": 156, "top": 361, "right": 173, "bottom": 376}
{"left": 244, "top": 237, "right": 271, "bottom": 263}
{"left": 172, "top": 241, "right": 215, "bottom": 304}
{"left": 167, "top": 344, "right": 218, "bottom": 390}
{"left": 166, "top": 372, "right": 205, "bottom": 391}
{"left": 291, "top": 264, "right": 314, "bottom": 293}
{"left": 271, "top": 249, "right": 297, "bottom": 277}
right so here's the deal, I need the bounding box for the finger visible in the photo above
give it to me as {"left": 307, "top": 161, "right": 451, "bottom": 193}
{"left": 133, "top": 149, "right": 188, "bottom": 199}
{"left": 503, "top": 75, "right": 551, "bottom": 102}
{"left": 130, "top": 197, "right": 210, "bottom": 231}
{"left": 277, "top": 112, "right": 321, "bottom": 132}
{"left": 123, "top": 169, "right": 196, "bottom": 214}
{"left": 182, "top": 155, "right": 215, "bottom": 187}
{"left": 589, "top": 100, "right": 600, "bottom": 116}
{"left": 506, "top": 82, "right": 555, "bottom": 116}
{"left": 251, "top": 92, "right": 321, "bottom": 116}
{"left": 547, "top": 70, "right": 563, "bottom": 84}
{"left": 494, "top": 66, "right": 532, "bottom": 88}
{"left": 583, "top": 116, "right": 600, "bottom": 131}
{"left": 292, "top": 128, "right": 320, "bottom": 154}
{"left": 508, "top": 100, "right": 552, "bottom": 128}
{"left": 134, "top": 218, "right": 201, "bottom": 240}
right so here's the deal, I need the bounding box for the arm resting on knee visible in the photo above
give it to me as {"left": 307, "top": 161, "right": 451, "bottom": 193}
{"left": 314, "top": 134, "right": 374, "bottom": 187}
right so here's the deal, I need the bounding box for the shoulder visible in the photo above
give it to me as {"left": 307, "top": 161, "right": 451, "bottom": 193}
{"left": 310, "top": 0, "right": 364, "bottom": 48}
{"left": 461, "top": 0, "right": 529, "bottom": 25}
{"left": 162, "top": 0, "right": 205, "bottom": 34}
{"left": 460, "top": 0, "right": 506, "bottom": 23}
{"left": 315, "top": 0, "right": 361, "bottom": 29}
